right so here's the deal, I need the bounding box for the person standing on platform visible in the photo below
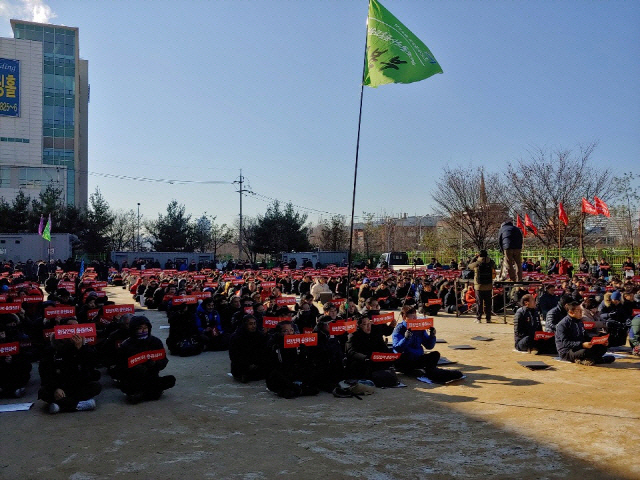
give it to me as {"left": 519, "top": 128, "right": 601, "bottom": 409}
{"left": 498, "top": 220, "right": 523, "bottom": 281}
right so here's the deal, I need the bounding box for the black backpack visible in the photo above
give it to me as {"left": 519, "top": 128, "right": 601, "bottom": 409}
{"left": 477, "top": 260, "right": 493, "bottom": 285}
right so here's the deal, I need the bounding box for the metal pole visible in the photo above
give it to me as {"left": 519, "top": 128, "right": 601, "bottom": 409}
{"left": 137, "top": 203, "right": 140, "bottom": 252}
{"left": 238, "top": 169, "right": 243, "bottom": 261}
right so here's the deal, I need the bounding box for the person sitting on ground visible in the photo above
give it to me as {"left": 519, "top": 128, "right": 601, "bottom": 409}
{"left": 345, "top": 316, "right": 398, "bottom": 387}
{"left": 417, "top": 282, "right": 441, "bottom": 317}
{"left": 310, "top": 276, "right": 331, "bottom": 302}
{"left": 545, "top": 294, "right": 573, "bottom": 333}
{"left": 196, "top": 297, "right": 230, "bottom": 350}
{"left": 598, "top": 290, "right": 628, "bottom": 347}
{"left": 513, "top": 295, "right": 556, "bottom": 354}
{"left": 628, "top": 311, "right": 640, "bottom": 356}
{"left": 0, "top": 314, "right": 32, "bottom": 398}
{"left": 444, "top": 284, "right": 467, "bottom": 315}
{"left": 361, "top": 297, "right": 397, "bottom": 336}
{"left": 117, "top": 315, "right": 176, "bottom": 403}
{"left": 38, "top": 322, "right": 102, "bottom": 414}
{"left": 265, "top": 320, "right": 319, "bottom": 398}
{"left": 292, "top": 301, "right": 316, "bottom": 334}
{"left": 392, "top": 306, "right": 463, "bottom": 383}
{"left": 555, "top": 301, "right": 614, "bottom": 366}
{"left": 228, "top": 314, "right": 268, "bottom": 383}
{"left": 536, "top": 284, "right": 560, "bottom": 320}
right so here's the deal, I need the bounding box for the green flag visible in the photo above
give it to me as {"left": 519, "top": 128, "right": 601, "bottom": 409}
{"left": 42, "top": 214, "right": 51, "bottom": 241}
{"left": 363, "top": 0, "right": 443, "bottom": 87}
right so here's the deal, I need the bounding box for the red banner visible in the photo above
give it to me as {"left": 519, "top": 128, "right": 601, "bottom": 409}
{"left": 371, "top": 312, "right": 395, "bottom": 325}
{"left": 534, "top": 331, "right": 555, "bottom": 341}
{"left": 371, "top": 352, "right": 401, "bottom": 362}
{"left": 172, "top": 295, "right": 198, "bottom": 305}
{"left": 329, "top": 298, "right": 346, "bottom": 307}
{"left": 45, "top": 306, "right": 76, "bottom": 319}
{"left": 406, "top": 317, "right": 434, "bottom": 330}
{"left": 260, "top": 281, "right": 276, "bottom": 289}
{"left": 582, "top": 320, "right": 596, "bottom": 330}
{"left": 263, "top": 316, "right": 281, "bottom": 329}
{"left": 328, "top": 320, "right": 357, "bottom": 336}
{"left": 102, "top": 304, "right": 135, "bottom": 319}
{"left": 0, "top": 342, "right": 19, "bottom": 356}
{"left": 633, "top": 309, "right": 640, "bottom": 317}
{"left": 0, "top": 303, "right": 22, "bottom": 314}
{"left": 590, "top": 334, "right": 609, "bottom": 345}
{"left": 127, "top": 349, "right": 166, "bottom": 368}
{"left": 21, "top": 295, "right": 44, "bottom": 303}
{"left": 57, "top": 281, "right": 76, "bottom": 294}
{"left": 275, "top": 297, "right": 297, "bottom": 306}
{"left": 283, "top": 333, "right": 318, "bottom": 348}
{"left": 54, "top": 324, "right": 97, "bottom": 339}
{"left": 427, "top": 298, "right": 442, "bottom": 306}
{"left": 243, "top": 306, "right": 254, "bottom": 314}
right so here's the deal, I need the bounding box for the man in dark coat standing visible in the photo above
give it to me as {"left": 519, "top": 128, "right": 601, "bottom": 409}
{"left": 498, "top": 221, "right": 523, "bottom": 281}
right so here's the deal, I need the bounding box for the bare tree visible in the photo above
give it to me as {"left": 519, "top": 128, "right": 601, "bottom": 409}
{"left": 432, "top": 167, "right": 507, "bottom": 250}
{"left": 210, "top": 219, "right": 233, "bottom": 262}
{"left": 108, "top": 209, "right": 137, "bottom": 251}
{"left": 319, "top": 215, "right": 349, "bottom": 251}
{"left": 504, "top": 142, "right": 610, "bottom": 250}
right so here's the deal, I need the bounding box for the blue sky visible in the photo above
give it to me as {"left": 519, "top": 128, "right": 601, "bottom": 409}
{"left": 1, "top": 0, "right": 639, "bottom": 227}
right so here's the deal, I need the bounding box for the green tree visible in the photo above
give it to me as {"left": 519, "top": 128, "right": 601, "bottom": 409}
{"left": 107, "top": 209, "right": 137, "bottom": 251}
{"left": 147, "top": 200, "right": 193, "bottom": 252}
{"left": 249, "top": 201, "right": 311, "bottom": 255}
{"left": 192, "top": 215, "right": 212, "bottom": 253}
{"left": 9, "top": 190, "right": 32, "bottom": 233}
{"left": 30, "top": 184, "right": 64, "bottom": 227}
{"left": 82, "top": 188, "right": 115, "bottom": 254}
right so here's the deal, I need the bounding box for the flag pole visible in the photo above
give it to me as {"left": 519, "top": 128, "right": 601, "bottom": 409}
{"left": 346, "top": 6, "right": 371, "bottom": 305}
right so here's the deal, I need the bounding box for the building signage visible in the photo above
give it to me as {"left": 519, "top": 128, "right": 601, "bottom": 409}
{"left": 0, "top": 58, "right": 19, "bottom": 117}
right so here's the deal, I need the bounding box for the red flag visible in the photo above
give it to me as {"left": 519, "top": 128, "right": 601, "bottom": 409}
{"left": 581, "top": 198, "right": 598, "bottom": 215}
{"left": 593, "top": 196, "right": 610, "bottom": 217}
{"left": 558, "top": 203, "right": 568, "bottom": 226}
{"left": 524, "top": 214, "right": 538, "bottom": 235}
{"left": 516, "top": 215, "right": 527, "bottom": 237}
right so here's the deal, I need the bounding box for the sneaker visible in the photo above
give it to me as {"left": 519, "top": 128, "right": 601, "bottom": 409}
{"left": 49, "top": 403, "right": 61, "bottom": 414}
{"left": 76, "top": 399, "right": 96, "bottom": 411}
{"left": 474, "top": 319, "right": 481, "bottom": 324}
{"left": 14, "top": 387, "right": 26, "bottom": 398}
{"left": 528, "top": 348, "right": 540, "bottom": 355}
{"left": 596, "top": 355, "right": 615, "bottom": 364}
{"left": 574, "top": 359, "right": 595, "bottom": 366}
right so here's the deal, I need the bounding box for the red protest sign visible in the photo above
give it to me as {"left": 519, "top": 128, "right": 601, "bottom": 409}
{"left": 171, "top": 295, "right": 198, "bottom": 305}
{"left": 102, "top": 304, "right": 135, "bottom": 319}
{"left": 328, "top": 320, "right": 357, "bottom": 336}
{"left": 91, "top": 281, "right": 107, "bottom": 289}
{"left": 54, "top": 324, "right": 97, "bottom": 339}
{"left": 427, "top": 298, "right": 442, "bottom": 306}
{"left": 86, "top": 308, "right": 100, "bottom": 321}
{"left": 590, "top": 334, "right": 609, "bottom": 345}
{"left": 406, "top": 317, "right": 434, "bottom": 330}
{"left": 243, "top": 306, "right": 254, "bottom": 314}
{"left": 0, "top": 294, "right": 7, "bottom": 303}
{"left": 329, "top": 298, "right": 346, "bottom": 307}
{"left": 371, "top": 352, "right": 401, "bottom": 362}
{"left": 582, "top": 321, "right": 596, "bottom": 330}
{"left": 275, "top": 297, "right": 297, "bottom": 306}
{"left": 263, "top": 316, "right": 281, "bottom": 329}
{"left": 232, "top": 279, "right": 245, "bottom": 285}
{"left": 57, "top": 281, "right": 76, "bottom": 294}
{"left": 633, "top": 309, "right": 640, "bottom": 317}
{"left": 260, "top": 281, "right": 276, "bottom": 289}
{"left": 0, "top": 303, "right": 22, "bottom": 314}
{"left": 127, "top": 349, "right": 166, "bottom": 368}
{"left": 21, "top": 295, "right": 44, "bottom": 304}
{"left": 192, "top": 275, "right": 206, "bottom": 280}
{"left": 283, "top": 333, "right": 318, "bottom": 348}
{"left": 83, "top": 291, "right": 106, "bottom": 301}
{"left": 0, "top": 342, "right": 19, "bottom": 356}
{"left": 371, "top": 312, "right": 395, "bottom": 325}
{"left": 45, "top": 306, "right": 76, "bottom": 319}
{"left": 534, "top": 331, "right": 555, "bottom": 341}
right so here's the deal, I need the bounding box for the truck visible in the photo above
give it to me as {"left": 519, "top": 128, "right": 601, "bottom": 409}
{"left": 376, "top": 252, "right": 429, "bottom": 271}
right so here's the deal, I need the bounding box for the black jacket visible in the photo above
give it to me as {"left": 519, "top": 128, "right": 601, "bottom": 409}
{"left": 498, "top": 221, "right": 523, "bottom": 251}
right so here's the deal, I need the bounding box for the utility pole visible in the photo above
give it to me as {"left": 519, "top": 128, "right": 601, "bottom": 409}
{"left": 234, "top": 170, "right": 244, "bottom": 261}
{"left": 137, "top": 203, "right": 140, "bottom": 252}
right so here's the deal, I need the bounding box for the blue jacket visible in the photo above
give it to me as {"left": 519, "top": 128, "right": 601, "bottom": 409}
{"left": 195, "top": 303, "right": 223, "bottom": 333}
{"left": 391, "top": 321, "right": 436, "bottom": 360}
{"left": 555, "top": 315, "right": 586, "bottom": 359}
{"left": 498, "top": 221, "right": 523, "bottom": 251}
{"left": 545, "top": 305, "right": 565, "bottom": 333}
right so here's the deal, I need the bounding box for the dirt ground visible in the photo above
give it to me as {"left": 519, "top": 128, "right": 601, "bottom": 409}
{"left": 1, "top": 285, "right": 639, "bottom": 480}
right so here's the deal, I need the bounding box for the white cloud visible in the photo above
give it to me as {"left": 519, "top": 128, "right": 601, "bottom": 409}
{"left": 0, "top": 0, "right": 57, "bottom": 26}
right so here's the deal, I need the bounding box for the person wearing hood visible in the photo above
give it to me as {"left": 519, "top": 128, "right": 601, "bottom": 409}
{"left": 38, "top": 320, "right": 102, "bottom": 414}
{"left": 117, "top": 315, "right": 175, "bottom": 403}
{"left": 228, "top": 314, "right": 268, "bottom": 383}
{"left": 555, "top": 301, "right": 614, "bottom": 366}
{"left": 195, "top": 297, "right": 228, "bottom": 351}
{"left": 0, "top": 314, "right": 32, "bottom": 398}
{"left": 498, "top": 220, "right": 523, "bottom": 281}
